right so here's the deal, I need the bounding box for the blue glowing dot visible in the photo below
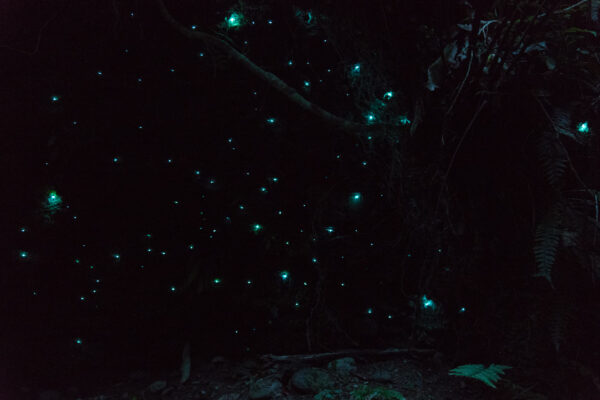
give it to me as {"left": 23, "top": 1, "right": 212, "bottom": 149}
{"left": 147, "top": 248, "right": 152, "bottom": 252}
{"left": 266, "top": 118, "right": 276, "bottom": 124}
{"left": 227, "top": 13, "right": 243, "bottom": 28}
{"left": 19, "top": 251, "right": 28, "bottom": 258}
{"left": 399, "top": 116, "right": 411, "bottom": 125}
{"left": 312, "top": 257, "right": 318, "bottom": 263}
{"left": 252, "top": 224, "right": 263, "bottom": 233}
{"left": 191, "top": 25, "right": 197, "bottom": 30}
{"left": 383, "top": 91, "right": 393, "bottom": 100}
{"left": 366, "top": 308, "right": 373, "bottom": 314}
{"left": 422, "top": 295, "right": 436, "bottom": 310}
{"left": 577, "top": 121, "right": 590, "bottom": 134}
{"left": 170, "top": 286, "right": 176, "bottom": 292}
{"left": 213, "top": 278, "right": 221, "bottom": 284}
{"left": 267, "top": 20, "right": 273, "bottom": 24}
{"left": 20, "top": 227, "right": 27, "bottom": 233}
{"left": 195, "top": 170, "right": 200, "bottom": 175}
{"left": 325, "top": 226, "right": 334, "bottom": 234}
{"left": 280, "top": 271, "right": 289, "bottom": 280}
{"left": 288, "top": 60, "right": 293, "bottom": 66}
{"left": 304, "top": 81, "right": 310, "bottom": 87}
{"left": 259, "top": 187, "right": 268, "bottom": 192}
{"left": 51, "top": 95, "right": 60, "bottom": 102}
{"left": 97, "top": 71, "right": 103, "bottom": 76}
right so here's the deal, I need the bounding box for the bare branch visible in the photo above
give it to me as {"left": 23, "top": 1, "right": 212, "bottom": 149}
{"left": 154, "top": 0, "right": 378, "bottom": 134}
{"left": 260, "top": 347, "right": 435, "bottom": 363}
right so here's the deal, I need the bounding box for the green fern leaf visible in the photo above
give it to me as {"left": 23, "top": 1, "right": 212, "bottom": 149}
{"left": 534, "top": 223, "right": 560, "bottom": 286}
{"left": 549, "top": 305, "right": 569, "bottom": 353}
{"left": 449, "top": 364, "right": 512, "bottom": 389}
{"left": 536, "top": 131, "right": 567, "bottom": 187}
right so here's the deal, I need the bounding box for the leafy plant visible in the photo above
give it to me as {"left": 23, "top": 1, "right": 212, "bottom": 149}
{"left": 351, "top": 384, "right": 405, "bottom": 400}
{"left": 449, "top": 364, "right": 512, "bottom": 389}
{"left": 315, "top": 389, "right": 342, "bottom": 400}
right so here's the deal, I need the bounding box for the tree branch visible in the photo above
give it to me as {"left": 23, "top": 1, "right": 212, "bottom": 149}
{"left": 154, "top": 0, "right": 378, "bottom": 133}
{"left": 260, "top": 347, "right": 435, "bottom": 363}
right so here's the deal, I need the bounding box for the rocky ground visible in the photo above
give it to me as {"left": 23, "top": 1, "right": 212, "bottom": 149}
{"left": 27, "top": 348, "right": 554, "bottom": 400}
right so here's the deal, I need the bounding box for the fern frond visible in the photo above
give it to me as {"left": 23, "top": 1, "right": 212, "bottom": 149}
{"left": 591, "top": 0, "right": 599, "bottom": 23}
{"left": 536, "top": 131, "right": 568, "bottom": 187}
{"left": 549, "top": 302, "right": 572, "bottom": 353}
{"left": 449, "top": 364, "right": 512, "bottom": 389}
{"left": 533, "top": 208, "right": 563, "bottom": 287}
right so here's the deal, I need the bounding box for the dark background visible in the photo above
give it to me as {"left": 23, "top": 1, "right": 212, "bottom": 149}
{"left": 2, "top": 0, "right": 600, "bottom": 398}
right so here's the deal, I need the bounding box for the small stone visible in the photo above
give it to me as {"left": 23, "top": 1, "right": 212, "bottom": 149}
{"left": 217, "top": 393, "right": 241, "bottom": 400}
{"left": 212, "top": 355, "right": 226, "bottom": 363}
{"left": 147, "top": 380, "right": 167, "bottom": 393}
{"left": 248, "top": 377, "right": 283, "bottom": 399}
{"left": 327, "top": 357, "right": 357, "bottom": 375}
